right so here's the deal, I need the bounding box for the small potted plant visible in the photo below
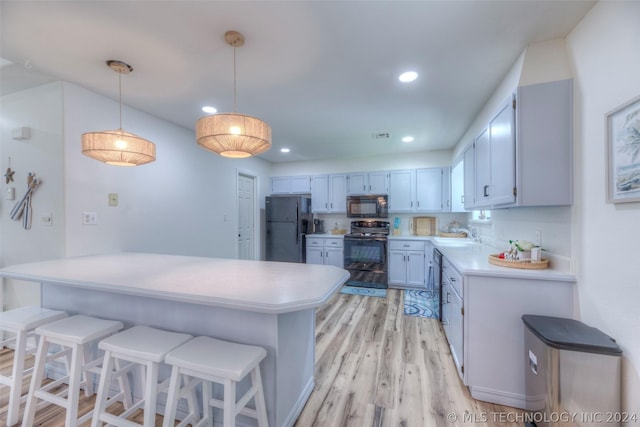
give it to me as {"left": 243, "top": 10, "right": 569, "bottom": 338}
{"left": 508, "top": 240, "right": 539, "bottom": 260}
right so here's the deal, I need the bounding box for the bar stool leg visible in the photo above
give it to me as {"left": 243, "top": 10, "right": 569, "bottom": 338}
{"left": 161, "top": 367, "right": 181, "bottom": 427}
{"left": 65, "top": 343, "right": 84, "bottom": 427}
{"left": 6, "top": 330, "right": 28, "bottom": 427}
{"left": 223, "top": 378, "right": 235, "bottom": 427}
{"left": 21, "top": 335, "right": 50, "bottom": 427}
{"left": 184, "top": 375, "right": 200, "bottom": 426}
{"left": 91, "top": 350, "right": 114, "bottom": 427}
{"left": 143, "top": 361, "right": 159, "bottom": 427}
{"left": 202, "top": 379, "right": 213, "bottom": 425}
{"left": 114, "top": 358, "right": 133, "bottom": 409}
{"left": 252, "top": 366, "right": 268, "bottom": 427}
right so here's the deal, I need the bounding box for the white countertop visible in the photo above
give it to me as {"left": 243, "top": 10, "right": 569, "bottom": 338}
{"left": 435, "top": 243, "right": 575, "bottom": 282}
{"left": 0, "top": 253, "right": 350, "bottom": 314}
{"left": 389, "top": 234, "right": 575, "bottom": 281}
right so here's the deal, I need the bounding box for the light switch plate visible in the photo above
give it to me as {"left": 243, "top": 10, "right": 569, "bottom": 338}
{"left": 108, "top": 193, "right": 118, "bottom": 207}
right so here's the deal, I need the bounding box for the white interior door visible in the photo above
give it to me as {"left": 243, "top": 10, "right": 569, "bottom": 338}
{"left": 237, "top": 173, "right": 256, "bottom": 260}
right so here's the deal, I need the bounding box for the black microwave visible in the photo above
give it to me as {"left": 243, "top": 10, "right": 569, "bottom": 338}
{"left": 346, "top": 194, "right": 389, "bottom": 218}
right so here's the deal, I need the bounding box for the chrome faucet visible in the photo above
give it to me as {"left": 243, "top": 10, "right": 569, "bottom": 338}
{"left": 459, "top": 226, "right": 478, "bottom": 242}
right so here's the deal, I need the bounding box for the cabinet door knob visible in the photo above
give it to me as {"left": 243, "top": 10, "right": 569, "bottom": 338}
{"left": 483, "top": 185, "right": 490, "bottom": 197}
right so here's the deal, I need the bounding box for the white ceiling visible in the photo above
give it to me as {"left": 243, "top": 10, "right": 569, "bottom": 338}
{"left": 0, "top": 1, "right": 595, "bottom": 163}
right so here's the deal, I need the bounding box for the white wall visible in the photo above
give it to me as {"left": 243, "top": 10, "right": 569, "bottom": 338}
{"left": 62, "top": 82, "right": 272, "bottom": 259}
{"left": 565, "top": 0, "right": 640, "bottom": 414}
{"left": 0, "top": 82, "right": 65, "bottom": 310}
{"left": 1, "top": 81, "right": 273, "bottom": 310}
{"left": 271, "top": 149, "right": 452, "bottom": 176}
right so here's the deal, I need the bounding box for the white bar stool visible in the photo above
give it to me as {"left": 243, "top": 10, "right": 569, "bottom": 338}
{"left": 162, "top": 336, "right": 268, "bottom": 427}
{"left": 21, "top": 314, "right": 127, "bottom": 427}
{"left": 0, "top": 306, "right": 67, "bottom": 427}
{"left": 91, "top": 325, "right": 193, "bottom": 427}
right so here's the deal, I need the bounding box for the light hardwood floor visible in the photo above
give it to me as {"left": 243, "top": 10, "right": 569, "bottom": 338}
{"left": 2, "top": 289, "right": 526, "bottom": 426}
{"left": 294, "top": 289, "right": 527, "bottom": 427}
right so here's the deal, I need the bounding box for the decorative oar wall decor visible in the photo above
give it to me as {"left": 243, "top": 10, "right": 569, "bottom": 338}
{"left": 10, "top": 173, "right": 41, "bottom": 230}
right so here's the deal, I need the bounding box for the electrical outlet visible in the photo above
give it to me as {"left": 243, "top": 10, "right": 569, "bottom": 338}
{"left": 83, "top": 211, "right": 98, "bottom": 225}
{"left": 41, "top": 213, "right": 53, "bottom": 226}
{"left": 535, "top": 230, "right": 541, "bottom": 246}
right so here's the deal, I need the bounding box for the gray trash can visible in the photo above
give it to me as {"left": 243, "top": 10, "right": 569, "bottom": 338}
{"left": 522, "top": 315, "right": 622, "bottom": 427}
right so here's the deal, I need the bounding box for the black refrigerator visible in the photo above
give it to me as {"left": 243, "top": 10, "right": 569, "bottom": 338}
{"left": 265, "top": 195, "right": 312, "bottom": 263}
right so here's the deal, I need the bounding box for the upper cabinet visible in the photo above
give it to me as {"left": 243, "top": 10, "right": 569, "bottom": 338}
{"left": 464, "top": 79, "right": 573, "bottom": 209}
{"left": 389, "top": 168, "right": 450, "bottom": 213}
{"left": 347, "top": 171, "right": 389, "bottom": 195}
{"left": 416, "top": 167, "right": 450, "bottom": 212}
{"left": 388, "top": 170, "right": 415, "bottom": 212}
{"left": 274, "top": 167, "right": 451, "bottom": 214}
{"left": 271, "top": 175, "right": 311, "bottom": 194}
{"left": 463, "top": 143, "right": 476, "bottom": 210}
{"left": 450, "top": 159, "right": 465, "bottom": 212}
{"left": 311, "top": 174, "right": 347, "bottom": 213}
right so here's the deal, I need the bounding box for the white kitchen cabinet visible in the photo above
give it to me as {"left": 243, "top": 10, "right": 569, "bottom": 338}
{"left": 311, "top": 174, "right": 347, "bottom": 213}
{"left": 474, "top": 127, "right": 491, "bottom": 207}
{"left": 388, "top": 240, "right": 425, "bottom": 288}
{"left": 346, "top": 171, "right": 388, "bottom": 195}
{"left": 474, "top": 95, "right": 515, "bottom": 208}
{"left": 437, "top": 249, "right": 575, "bottom": 409}
{"left": 450, "top": 158, "right": 465, "bottom": 212}
{"left": 388, "top": 170, "right": 415, "bottom": 212}
{"left": 416, "top": 167, "right": 450, "bottom": 212}
{"left": 464, "top": 272, "right": 573, "bottom": 409}
{"left": 441, "top": 257, "right": 463, "bottom": 379}
{"left": 463, "top": 143, "right": 476, "bottom": 210}
{"left": 468, "top": 79, "right": 573, "bottom": 209}
{"left": 305, "top": 236, "right": 343, "bottom": 268}
{"left": 271, "top": 175, "right": 311, "bottom": 194}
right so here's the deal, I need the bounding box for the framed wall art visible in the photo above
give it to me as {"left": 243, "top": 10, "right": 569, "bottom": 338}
{"left": 606, "top": 94, "right": 640, "bottom": 203}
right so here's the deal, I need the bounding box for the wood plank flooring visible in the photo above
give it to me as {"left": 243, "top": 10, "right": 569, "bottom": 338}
{"left": 2, "top": 289, "right": 526, "bottom": 426}
{"left": 295, "top": 289, "right": 527, "bottom": 427}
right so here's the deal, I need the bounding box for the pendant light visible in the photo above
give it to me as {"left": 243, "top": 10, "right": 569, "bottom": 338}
{"left": 196, "top": 31, "right": 271, "bottom": 158}
{"left": 81, "top": 60, "right": 156, "bottom": 166}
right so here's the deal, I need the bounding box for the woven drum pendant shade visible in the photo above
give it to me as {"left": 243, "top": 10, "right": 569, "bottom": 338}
{"left": 81, "top": 60, "right": 156, "bottom": 166}
{"left": 196, "top": 113, "right": 271, "bottom": 158}
{"left": 82, "top": 129, "right": 156, "bottom": 166}
{"left": 196, "top": 30, "right": 271, "bottom": 158}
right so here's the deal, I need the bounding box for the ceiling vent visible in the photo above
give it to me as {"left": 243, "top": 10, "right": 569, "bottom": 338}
{"left": 372, "top": 132, "right": 391, "bottom": 140}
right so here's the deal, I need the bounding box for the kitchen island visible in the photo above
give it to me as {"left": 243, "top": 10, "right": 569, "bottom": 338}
{"left": 0, "top": 253, "right": 350, "bottom": 427}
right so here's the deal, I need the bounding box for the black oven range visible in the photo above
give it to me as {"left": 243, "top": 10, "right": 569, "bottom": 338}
{"left": 343, "top": 220, "right": 389, "bottom": 289}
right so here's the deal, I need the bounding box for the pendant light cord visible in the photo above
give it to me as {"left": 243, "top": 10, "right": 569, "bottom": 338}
{"left": 233, "top": 46, "right": 237, "bottom": 113}
{"left": 118, "top": 70, "right": 123, "bottom": 131}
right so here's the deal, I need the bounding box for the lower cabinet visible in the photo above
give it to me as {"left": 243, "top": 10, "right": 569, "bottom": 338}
{"left": 306, "top": 236, "right": 344, "bottom": 268}
{"left": 441, "top": 257, "right": 464, "bottom": 380}
{"left": 438, "top": 252, "right": 575, "bottom": 410}
{"left": 388, "top": 240, "right": 426, "bottom": 288}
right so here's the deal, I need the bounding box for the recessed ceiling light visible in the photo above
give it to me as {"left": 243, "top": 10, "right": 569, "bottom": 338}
{"left": 398, "top": 71, "right": 418, "bottom": 83}
{"left": 202, "top": 106, "right": 217, "bottom": 114}
{"left": 402, "top": 136, "right": 414, "bottom": 143}
{"left": 280, "top": 148, "right": 290, "bottom": 153}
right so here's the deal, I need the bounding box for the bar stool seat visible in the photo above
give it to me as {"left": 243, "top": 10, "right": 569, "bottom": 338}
{"left": 21, "top": 315, "right": 126, "bottom": 427}
{"left": 91, "top": 325, "right": 193, "bottom": 427}
{"left": 0, "top": 306, "right": 67, "bottom": 427}
{"left": 162, "top": 336, "right": 268, "bottom": 427}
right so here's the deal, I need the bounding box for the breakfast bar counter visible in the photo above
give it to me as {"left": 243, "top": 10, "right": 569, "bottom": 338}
{"left": 1, "top": 253, "right": 350, "bottom": 427}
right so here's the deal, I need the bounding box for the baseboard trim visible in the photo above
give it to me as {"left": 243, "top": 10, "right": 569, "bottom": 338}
{"left": 469, "top": 385, "right": 526, "bottom": 410}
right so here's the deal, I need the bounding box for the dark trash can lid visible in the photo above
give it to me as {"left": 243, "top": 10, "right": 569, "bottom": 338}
{"left": 522, "top": 315, "right": 622, "bottom": 356}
